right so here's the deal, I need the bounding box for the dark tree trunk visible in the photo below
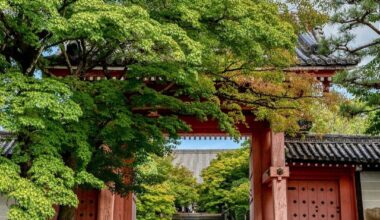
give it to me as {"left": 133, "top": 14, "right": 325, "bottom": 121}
{"left": 57, "top": 205, "right": 76, "bottom": 220}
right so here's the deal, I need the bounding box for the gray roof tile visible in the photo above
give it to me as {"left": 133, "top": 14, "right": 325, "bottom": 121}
{"left": 0, "top": 132, "right": 16, "bottom": 155}
{"left": 286, "top": 135, "right": 380, "bottom": 164}
{"left": 296, "top": 28, "right": 360, "bottom": 67}
{"left": 172, "top": 149, "right": 233, "bottom": 183}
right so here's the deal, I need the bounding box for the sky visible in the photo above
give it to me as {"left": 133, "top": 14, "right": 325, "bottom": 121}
{"left": 177, "top": 138, "right": 245, "bottom": 150}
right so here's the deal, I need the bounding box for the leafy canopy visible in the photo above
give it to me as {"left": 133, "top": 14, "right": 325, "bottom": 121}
{"left": 198, "top": 144, "right": 250, "bottom": 219}
{"left": 136, "top": 155, "right": 198, "bottom": 220}
{"left": 304, "top": 0, "right": 380, "bottom": 134}
{"left": 0, "top": 0, "right": 325, "bottom": 219}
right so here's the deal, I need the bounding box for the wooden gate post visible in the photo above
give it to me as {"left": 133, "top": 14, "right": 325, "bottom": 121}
{"left": 98, "top": 189, "right": 115, "bottom": 220}
{"left": 267, "top": 132, "right": 289, "bottom": 220}
{"left": 251, "top": 126, "right": 289, "bottom": 220}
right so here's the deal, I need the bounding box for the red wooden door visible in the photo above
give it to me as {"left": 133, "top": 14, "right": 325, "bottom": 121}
{"left": 288, "top": 180, "right": 340, "bottom": 220}
{"left": 75, "top": 189, "right": 99, "bottom": 220}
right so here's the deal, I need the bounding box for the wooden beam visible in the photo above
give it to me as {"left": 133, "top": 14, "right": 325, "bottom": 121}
{"left": 270, "top": 132, "right": 288, "bottom": 220}
{"left": 114, "top": 194, "right": 125, "bottom": 220}
{"left": 262, "top": 167, "right": 290, "bottom": 184}
{"left": 124, "top": 193, "right": 136, "bottom": 220}
{"left": 97, "top": 189, "right": 115, "bottom": 220}
{"left": 251, "top": 124, "right": 272, "bottom": 220}
{"left": 340, "top": 174, "right": 357, "bottom": 220}
{"left": 271, "top": 133, "right": 285, "bottom": 167}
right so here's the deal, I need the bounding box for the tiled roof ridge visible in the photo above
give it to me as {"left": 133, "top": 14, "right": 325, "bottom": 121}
{"left": 286, "top": 134, "right": 380, "bottom": 143}
{"left": 296, "top": 27, "right": 360, "bottom": 67}
{"left": 0, "top": 131, "right": 13, "bottom": 136}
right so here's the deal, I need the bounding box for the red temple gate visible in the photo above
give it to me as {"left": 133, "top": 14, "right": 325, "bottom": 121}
{"left": 67, "top": 117, "right": 289, "bottom": 220}
{"left": 48, "top": 28, "right": 361, "bottom": 220}
{"left": 69, "top": 118, "right": 359, "bottom": 220}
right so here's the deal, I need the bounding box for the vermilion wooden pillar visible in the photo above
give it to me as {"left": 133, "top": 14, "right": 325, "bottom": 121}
{"left": 97, "top": 190, "right": 136, "bottom": 220}
{"left": 113, "top": 193, "right": 135, "bottom": 220}
{"left": 97, "top": 189, "right": 115, "bottom": 220}
{"left": 251, "top": 127, "right": 289, "bottom": 220}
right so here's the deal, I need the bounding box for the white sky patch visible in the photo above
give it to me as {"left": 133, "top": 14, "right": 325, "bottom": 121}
{"left": 177, "top": 138, "right": 244, "bottom": 150}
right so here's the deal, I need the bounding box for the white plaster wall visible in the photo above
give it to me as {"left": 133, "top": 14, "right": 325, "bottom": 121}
{"left": 361, "top": 172, "right": 380, "bottom": 220}
{"left": 0, "top": 195, "right": 11, "bottom": 220}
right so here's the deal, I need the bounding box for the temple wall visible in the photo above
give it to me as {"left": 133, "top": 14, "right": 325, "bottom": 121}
{"left": 0, "top": 195, "right": 11, "bottom": 220}
{"left": 361, "top": 171, "right": 380, "bottom": 220}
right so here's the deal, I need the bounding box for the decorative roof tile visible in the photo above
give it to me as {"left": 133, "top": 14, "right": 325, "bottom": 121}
{"left": 296, "top": 28, "right": 360, "bottom": 67}
{"left": 0, "top": 132, "right": 16, "bottom": 155}
{"left": 285, "top": 135, "right": 380, "bottom": 164}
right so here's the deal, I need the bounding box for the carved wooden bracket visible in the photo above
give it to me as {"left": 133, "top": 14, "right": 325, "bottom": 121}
{"left": 262, "top": 166, "right": 290, "bottom": 184}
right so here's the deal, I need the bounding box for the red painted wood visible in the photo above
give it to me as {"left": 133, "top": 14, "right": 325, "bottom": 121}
{"left": 299, "top": 181, "right": 309, "bottom": 219}
{"left": 287, "top": 180, "right": 340, "bottom": 220}
{"left": 270, "top": 132, "right": 288, "bottom": 220}
{"left": 288, "top": 181, "right": 300, "bottom": 220}
{"left": 75, "top": 189, "right": 99, "bottom": 220}
{"left": 326, "top": 181, "right": 340, "bottom": 220}
{"left": 272, "top": 179, "right": 288, "bottom": 220}
{"left": 271, "top": 132, "right": 285, "bottom": 166}
{"left": 251, "top": 128, "right": 288, "bottom": 220}
{"left": 111, "top": 192, "right": 135, "bottom": 220}
{"left": 179, "top": 115, "right": 261, "bottom": 135}
{"left": 48, "top": 63, "right": 344, "bottom": 220}
{"left": 307, "top": 181, "right": 318, "bottom": 220}
{"left": 124, "top": 193, "right": 136, "bottom": 220}
{"left": 51, "top": 205, "right": 59, "bottom": 220}
{"left": 339, "top": 175, "right": 357, "bottom": 220}
{"left": 97, "top": 189, "right": 115, "bottom": 220}
{"left": 288, "top": 167, "right": 357, "bottom": 220}
{"left": 251, "top": 125, "right": 271, "bottom": 220}
{"left": 114, "top": 194, "right": 125, "bottom": 220}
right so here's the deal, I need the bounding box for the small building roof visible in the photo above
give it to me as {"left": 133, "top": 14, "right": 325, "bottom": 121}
{"left": 285, "top": 135, "right": 380, "bottom": 164}
{"left": 172, "top": 149, "right": 233, "bottom": 183}
{"left": 2, "top": 133, "right": 379, "bottom": 171}
{"left": 295, "top": 28, "right": 359, "bottom": 67}
{"left": 0, "top": 132, "right": 16, "bottom": 155}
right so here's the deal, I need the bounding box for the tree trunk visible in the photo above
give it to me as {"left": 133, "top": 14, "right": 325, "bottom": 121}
{"left": 57, "top": 205, "right": 76, "bottom": 220}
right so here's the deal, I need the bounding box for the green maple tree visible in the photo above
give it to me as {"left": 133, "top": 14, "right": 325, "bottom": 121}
{"left": 0, "top": 0, "right": 326, "bottom": 219}
{"left": 136, "top": 155, "right": 198, "bottom": 220}
{"left": 198, "top": 145, "right": 250, "bottom": 219}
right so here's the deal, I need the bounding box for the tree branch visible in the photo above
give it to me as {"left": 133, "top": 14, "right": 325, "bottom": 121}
{"left": 60, "top": 43, "right": 74, "bottom": 75}
{"left": 361, "top": 20, "right": 380, "bottom": 35}
{"left": 337, "top": 40, "right": 380, "bottom": 53}
{"left": 25, "top": 46, "right": 45, "bottom": 76}
{"left": 58, "top": 0, "right": 78, "bottom": 15}
{"left": 209, "top": 71, "right": 320, "bottom": 100}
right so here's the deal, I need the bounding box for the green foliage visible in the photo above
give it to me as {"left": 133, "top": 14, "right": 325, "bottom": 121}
{"left": 136, "top": 155, "right": 198, "bottom": 220}
{"left": 309, "top": 99, "right": 369, "bottom": 135}
{"left": 198, "top": 145, "right": 250, "bottom": 219}
{"left": 0, "top": 73, "right": 89, "bottom": 219}
{"left": 279, "top": 0, "right": 329, "bottom": 33}
{"left": 0, "top": 0, "right": 328, "bottom": 219}
{"left": 137, "top": 182, "right": 177, "bottom": 220}
{"left": 308, "top": 0, "right": 380, "bottom": 134}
